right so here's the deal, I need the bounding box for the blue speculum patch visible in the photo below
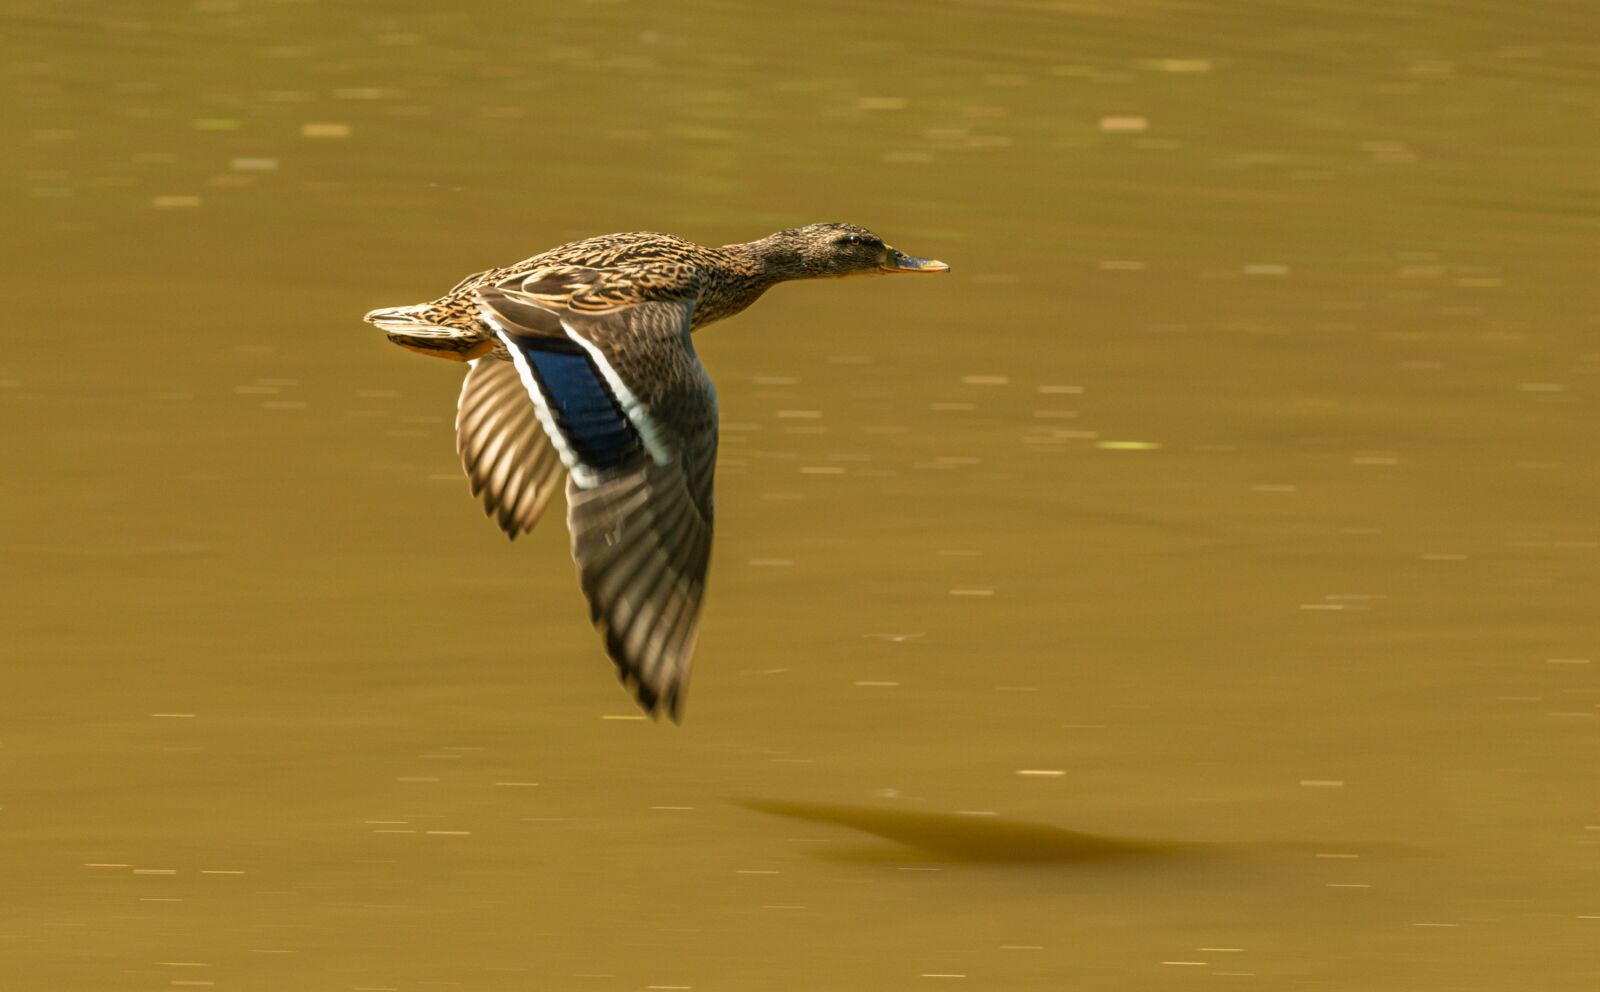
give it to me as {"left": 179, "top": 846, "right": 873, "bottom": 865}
{"left": 514, "top": 338, "right": 638, "bottom": 468}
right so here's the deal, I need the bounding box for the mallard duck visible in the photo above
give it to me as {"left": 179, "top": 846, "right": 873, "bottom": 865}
{"left": 364, "top": 223, "right": 948, "bottom": 720}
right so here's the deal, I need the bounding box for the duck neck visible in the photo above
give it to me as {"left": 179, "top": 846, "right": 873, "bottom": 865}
{"left": 696, "top": 238, "right": 791, "bottom": 326}
{"left": 724, "top": 233, "right": 836, "bottom": 283}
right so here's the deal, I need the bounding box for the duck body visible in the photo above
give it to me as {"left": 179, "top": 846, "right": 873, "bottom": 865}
{"left": 370, "top": 231, "right": 780, "bottom": 361}
{"left": 365, "top": 223, "right": 947, "bottom": 719}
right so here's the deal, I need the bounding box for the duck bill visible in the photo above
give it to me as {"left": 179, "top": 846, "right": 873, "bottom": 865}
{"left": 881, "top": 246, "right": 950, "bottom": 274}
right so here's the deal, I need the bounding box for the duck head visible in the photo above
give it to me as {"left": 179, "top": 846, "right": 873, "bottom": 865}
{"left": 752, "top": 223, "right": 949, "bottom": 280}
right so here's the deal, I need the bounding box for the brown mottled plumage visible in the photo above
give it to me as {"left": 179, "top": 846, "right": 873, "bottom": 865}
{"left": 365, "top": 223, "right": 947, "bottom": 720}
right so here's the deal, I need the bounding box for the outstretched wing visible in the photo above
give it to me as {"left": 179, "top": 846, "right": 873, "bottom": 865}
{"left": 456, "top": 359, "right": 564, "bottom": 539}
{"left": 475, "top": 282, "right": 716, "bottom": 720}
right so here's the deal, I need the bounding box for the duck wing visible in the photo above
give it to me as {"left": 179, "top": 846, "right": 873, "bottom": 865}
{"left": 456, "top": 359, "right": 564, "bottom": 539}
{"left": 474, "top": 275, "right": 716, "bottom": 720}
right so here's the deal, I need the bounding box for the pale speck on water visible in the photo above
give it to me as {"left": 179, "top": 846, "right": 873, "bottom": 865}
{"left": 1140, "top": 59, "right": 1213, "bottom": 74}
{"left": 6, "top": 3, "right": 1597, "bottom": 991}
{"left": 1099, "top": 116, "right": 1148, "bottom": 133}
{"left": 1095, "top": 440, "right": 1160, "bottom": 451}
{"left": 300, "top": 122, "right": 351, "bottom": 138}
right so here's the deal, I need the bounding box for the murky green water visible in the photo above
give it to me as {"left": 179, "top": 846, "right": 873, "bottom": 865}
{"left": 4, "top": 1, "right": 1598, "bottom": 989}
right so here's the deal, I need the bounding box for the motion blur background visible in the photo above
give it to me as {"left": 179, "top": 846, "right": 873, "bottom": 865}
{"left": 3, "top": 1, "right": 1597, "bottom": 988}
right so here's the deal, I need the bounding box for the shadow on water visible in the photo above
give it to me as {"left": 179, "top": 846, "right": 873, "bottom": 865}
{"left": 734, "top": 798, "right": 1191, "bottom": 866}
{"left": 734, "top": 799, "right": 1410, "bottom": 868}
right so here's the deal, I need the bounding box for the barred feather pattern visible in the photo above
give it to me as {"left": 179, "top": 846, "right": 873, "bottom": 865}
{"left": 456, "top": 359, "right": 563, "bottom": 539}
{"left": 566, "top": 453, "right": 714, "bottom": 720}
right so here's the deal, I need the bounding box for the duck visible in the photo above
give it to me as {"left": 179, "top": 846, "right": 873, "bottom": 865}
{"left": 364, "top": 223, "right": 948, "bottom": 720}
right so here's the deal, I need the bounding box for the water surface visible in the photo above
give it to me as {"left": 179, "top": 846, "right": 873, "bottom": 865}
{"left": 3, "top": 1, "right": 1598, "bottom": 989}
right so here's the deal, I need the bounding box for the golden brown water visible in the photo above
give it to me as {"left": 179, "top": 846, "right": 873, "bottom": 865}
{"left": 4, "top": 1, "right": 1598, "bottom": 988}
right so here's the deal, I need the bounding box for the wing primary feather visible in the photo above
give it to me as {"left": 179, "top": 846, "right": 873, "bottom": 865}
{"left": 456, "top": 359, "right": 566, "bottom": 540}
